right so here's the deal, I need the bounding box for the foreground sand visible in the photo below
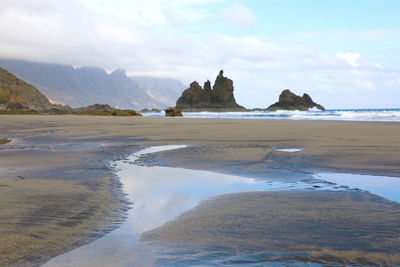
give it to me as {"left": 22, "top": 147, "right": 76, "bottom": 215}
{"left": 0, "top": 177, "right": 122, "bottom": 265}
{"left": 141, "top": 191, "right": 400, "bottom": 265}
{"left": 0, "top": 115, "right": 399, "bottom": 265}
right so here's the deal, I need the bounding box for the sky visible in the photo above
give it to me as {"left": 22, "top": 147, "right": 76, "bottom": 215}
{"left": 0, "top": 0, "right": 399, "bottom": 109}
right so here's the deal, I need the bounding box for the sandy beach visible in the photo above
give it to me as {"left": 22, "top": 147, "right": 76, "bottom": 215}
{"left": 141, "top": 190, "right": 400, "bottom": 264}
{"left": 1, "top": 115, "right": 400, "bottom": 265}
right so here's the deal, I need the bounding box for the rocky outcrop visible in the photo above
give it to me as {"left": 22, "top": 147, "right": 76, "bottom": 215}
{"left": 267, "top": 89, "right": 325, "bottom": 111}
{"left": 74, "top": 103, "right": 141, "bottom": 116}
{"left": 0, "top": 68, "right": 51, "bottom": 109}
{"left": 176, "top": 70, "right": 244, "bottom": 111}
{"left": 140, "top": 108, "right": 162, "bottom": 113}
{"left": 165, "top": 107, "right": 183, "bottom": 117}
{"left": 81, "top": 104, "right": 114, "bottom": 112}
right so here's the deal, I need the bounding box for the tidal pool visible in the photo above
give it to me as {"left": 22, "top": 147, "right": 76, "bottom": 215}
{"left": 43, "top": 145, "right": 400, "bottom": 266}
{"left": 316, "top": 172, "right": 400, "bottom": 202}
{"left": 274, "top": 147, "right": 304, "bottom": 152}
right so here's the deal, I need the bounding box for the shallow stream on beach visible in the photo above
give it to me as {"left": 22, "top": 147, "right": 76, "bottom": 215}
{"left": 43, "top": 145, "right": 400, "bottom": 266}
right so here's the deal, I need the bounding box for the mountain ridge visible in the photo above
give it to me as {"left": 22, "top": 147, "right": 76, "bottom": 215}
{"left": 0, "top": 59, "right": 185, "bottom": 110}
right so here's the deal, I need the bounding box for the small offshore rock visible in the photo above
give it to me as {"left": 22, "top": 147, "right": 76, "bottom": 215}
{"left": 165, "top": 107, "right": 183, "bottom": 117}
{"left": 267, "top": 89, "right": 325, "bottom": 111}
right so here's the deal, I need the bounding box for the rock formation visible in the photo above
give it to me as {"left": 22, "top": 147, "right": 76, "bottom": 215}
{"left": 140, "top": 108, "right": 162, "bottom": 113}
{"left": 81, "top": 104, "right": 114, "bottom": 112}
{"left": 165, "top": 107, "right": 183, "bottom": 117}
{"left": 0, "top": 68, "right": 51, "bottom": 109}
{"left": 267, "top": 89, "right": 325, "bottom": 111}
{"left": 176, "top": 70, "right": 244, "bottom": 111}
{"left": 75, "top": 103, "right": 142, "bottom": 116}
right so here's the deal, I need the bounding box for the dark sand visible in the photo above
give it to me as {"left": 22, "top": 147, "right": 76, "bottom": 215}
{"left": 0, "top": 177, "right": 122, "bottom": 266}
{"left": 141, "top": 191, "right": 400, "bottom": 265}
{"left": 0, "top": 115, "right": 400, "bottom": 265}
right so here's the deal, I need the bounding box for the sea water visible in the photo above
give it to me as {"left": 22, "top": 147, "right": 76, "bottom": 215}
{"left": 142, "top": 108, "right": 400, "bottom": 122}
{"left": 43, "top": 145, "right": 400, "bottom": 266}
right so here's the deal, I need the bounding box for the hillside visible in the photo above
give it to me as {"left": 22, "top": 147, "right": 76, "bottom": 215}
{"left": 0, "top": 68, "right": 51, "bottom": 109}
{"left": 0, "top": 59, "right": 185, "bottom": 110}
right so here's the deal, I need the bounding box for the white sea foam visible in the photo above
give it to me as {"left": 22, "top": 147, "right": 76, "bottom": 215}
{"left": 142, "top": 108, "right": 400, "bottom": 122}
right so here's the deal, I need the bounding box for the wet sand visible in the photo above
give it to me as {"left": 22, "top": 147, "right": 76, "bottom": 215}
{"left": 0, "top": 177, "right": 122, "bottom": 266}
{"left": 141, "top": 191, "right": 400, "bottom": 265}
{"left": 0, "top": 115, "right": 400, "bottom": 265}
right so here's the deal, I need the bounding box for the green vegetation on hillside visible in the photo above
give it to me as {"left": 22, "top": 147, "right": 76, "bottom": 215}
{"left": 0, "top": 88, "right": 8, "bottom": 103}
{"left": 0, "top": 68, "right": 51, "bottom": 108}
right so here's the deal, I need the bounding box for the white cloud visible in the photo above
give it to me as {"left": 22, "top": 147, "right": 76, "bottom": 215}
{"left": 79, "top": 0, "right": 212, "bottom": 27}
{"left": 0, "top": 1, "right": 399, "bottom": 109}
{"left": 336, "top": 52, "right": 361, "bottom": 67}
{"left": 221, "top": 4, "right": 256, "bottom": 29}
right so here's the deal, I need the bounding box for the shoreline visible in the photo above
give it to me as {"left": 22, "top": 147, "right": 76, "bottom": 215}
{"left": 142, "top": 108, "right": 400, "bottom": 123}
{"left": 0, "top": 115, "right": 399, "bottom": 265}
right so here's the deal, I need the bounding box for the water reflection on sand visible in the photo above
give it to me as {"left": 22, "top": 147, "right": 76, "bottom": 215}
{"left": 44, "top": 145, "right": 281, "bottom": 266}
{"left": 317, "top": 172, "right": 400, "bottom": 202}
{"left": 44, "top": 145, "right": 400, "bottom": 266}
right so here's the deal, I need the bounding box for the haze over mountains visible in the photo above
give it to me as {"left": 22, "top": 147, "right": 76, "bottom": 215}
{"left": 0, "top": 59, "right": 186, "bottom": 110}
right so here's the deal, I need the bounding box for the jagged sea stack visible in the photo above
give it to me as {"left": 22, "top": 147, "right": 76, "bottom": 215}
{"left": 267, "top": 89, "right": 325, "bottom": 111}
{"left": 176, "top": 70, "right": 244, "bottom": 111}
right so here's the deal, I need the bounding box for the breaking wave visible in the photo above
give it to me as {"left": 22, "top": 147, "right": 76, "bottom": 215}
{"left": 143, "top": 108, "right": 400, "bottom": 122}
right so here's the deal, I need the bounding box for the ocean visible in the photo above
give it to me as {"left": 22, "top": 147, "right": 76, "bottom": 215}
{"left": 143, "top": 108, "right": 400, "bottom": 122}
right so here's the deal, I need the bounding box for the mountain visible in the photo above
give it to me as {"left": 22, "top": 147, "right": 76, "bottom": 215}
{"left": 176, "top": 70, "right": 244, "bottom": 111}
{"left": 131, "top": 76, "right": 186, "bottom": 109}
{"left": 0, "top": 67, "right": 51, "bottom": 109}
{"left": 0, "top": 59, "right": 185, "bottom": 110}
{"left": 267, "top": 89, "right": 325, "bottom": 111}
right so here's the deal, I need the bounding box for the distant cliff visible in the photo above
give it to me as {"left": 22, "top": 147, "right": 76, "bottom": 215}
{"left": 0, "top": 59, "right": 185, "bottom": 110}
{"left": 267, "top": 89, "right": 325, "bottom": 111}
{"left": 0, "top": 68, "right": 51, "bottom": 109}
{"left": 131, "top": 76, "right": 186, "bottom": 109}
{"left": 176, "top": 70, "right": 244, "bottom": 111}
